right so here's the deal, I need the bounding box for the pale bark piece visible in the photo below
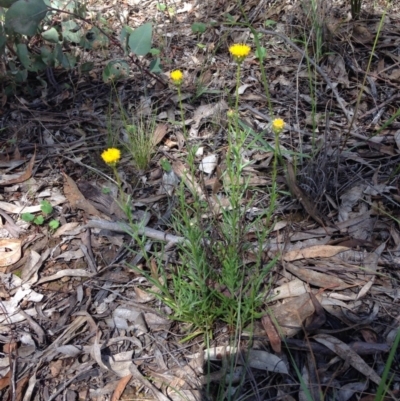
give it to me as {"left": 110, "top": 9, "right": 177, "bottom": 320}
{"left": 313, "top": 334, "right": 382, "bottom": 385}
{"left": 203, "top": 346, "right": 288, "bottom": 373}
{"left": 199, "top": 154, "right": 217, "bottom": 174}
{"left": 268, "top": 279, "right": 308, "bottom": 301}
{"left": 37, "top": 269, "right": 94, "bottom": 284}
{"left": 283, "top": 245, "right": 349, "bottom": 262}
{"left": 0, "top": 238, "right": 21, "bottom": 268}
{"left": 0, "top": 196, "right": 66, "bottom": 214}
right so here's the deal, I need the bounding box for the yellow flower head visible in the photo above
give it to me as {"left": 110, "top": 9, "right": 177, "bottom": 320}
{"left": 101, "top": 148, "right": 121, "bottom": 165}
{"left": 229, "top": 43, "right": 251, "bottom": 63}
{"left": 170, "top": 70, "right": 183, "bottom": 85}
{"left": 227, "top": 109, "right": 237, "bottom": 119}
{"left": 272, "top": 118, "right": 285, "bottom": 134}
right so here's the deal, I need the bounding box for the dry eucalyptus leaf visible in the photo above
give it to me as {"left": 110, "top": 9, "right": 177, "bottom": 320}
{"left": 283, "top": 245, "right": 349, "bottom": 261}
{"left": 269, "top": 292, "right": 322, "bottom": 337}
{"left": 0, "top": 239, "right": 21, "bottom": 268}
{"left": 314, "top": 334, "right": 382, "bottom": 385}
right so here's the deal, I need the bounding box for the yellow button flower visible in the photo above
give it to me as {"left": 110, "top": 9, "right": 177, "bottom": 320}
{"left": 229, "top": 43, "right": 251, "bottom": 63}
{"left": 272, "top": 118, "right": 285, "bottom": 134}
{"left": 101, "top": 148, "right": 121, "bottom": 165}
{"left": 170, "top": 70, "right": 183, "bottom": 85}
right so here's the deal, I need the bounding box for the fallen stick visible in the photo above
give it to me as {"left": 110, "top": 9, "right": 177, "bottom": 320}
{"left": 84, "top": 219, "right": 186, "bottom": 245}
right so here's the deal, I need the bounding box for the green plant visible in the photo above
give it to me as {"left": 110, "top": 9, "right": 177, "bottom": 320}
{"left": 124, "top": 119, "right": 157, "bottom": 172}
{"left": 191, "top": 22, "right": 207, "bottom": 35}
{"left": 125, "top": 45, "right": 281, "bottom": 342}
{"left": 351, "top": 0, "right": 362, "bottom": 19}
{"left": 0, "top": 0, "right": 162, "bottom": 90}
{"left": 21, "top": 200, "right": 60, "bottom": 230}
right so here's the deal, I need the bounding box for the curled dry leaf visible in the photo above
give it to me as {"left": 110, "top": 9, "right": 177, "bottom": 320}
{"left": 152, "top": 123, "right": 168, "bottom": 145}
{"left": 269, "top": 292, "right": 322, "bottom": 337}
{"left": 63, "top": 173, "right": 101, "bottom": 216}
{"left": 0, "top": 238, "right": 22, "bottom": 268}
{"left": 189, "top": 99, "right": 228, "bottom": 137}
{"left": 0, "top": 151, "right": 35, "bottom": 185}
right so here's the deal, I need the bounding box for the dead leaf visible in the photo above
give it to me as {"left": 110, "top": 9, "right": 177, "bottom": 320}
{"left": 313, "top": 334, "right": 382, "bottom": 385}
{"left": 63, "top": 173, "right": 101, "bottom": 216}
{"left": 325, "top": 54, "right": 350, "bottom": 88}
{"left": 284, "top": 262, "right": 353, "bottom": 290}
{"left": 269, "top": 292, "right": 322, "bottom": 337}
{"left": 111, "top": 375, "right": 132, "bottom": 401}
{"left": 0, "top": 151, "right": 35, "bottom": 186}
{"left": 352, "top": 23, "right": 373, "bottom": 44}
{"left": 283, "top": 245, "right": 349, "bottom": 261}
{"left": 0, "top": 371, "right": 10, "bottom": 391}
{"left": 189, "top": 100, "right": 228, "bottom": 137}
{"left": 261, "top": 314, "right": 281, "bottom": 353}
{"left": 0, "top": 239, "right": 22, "bottom": 269}
{"left": 304, "top": 291, "right": 326, "bottom": 331}
{"left": 53, "top": 222, "right": 80, "bottom": 237}
{"left": 152, "top": 123, "right": 168, "bottom": 145}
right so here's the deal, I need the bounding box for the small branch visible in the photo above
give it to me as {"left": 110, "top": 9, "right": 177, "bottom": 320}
{"left": 84, "top": 219, "right": 186, "bottom": 245}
